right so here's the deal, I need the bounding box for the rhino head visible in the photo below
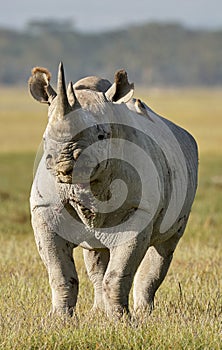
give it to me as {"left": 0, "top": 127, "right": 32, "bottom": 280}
{"left": 28, "top": 63, "right": 134, "bottom": 186}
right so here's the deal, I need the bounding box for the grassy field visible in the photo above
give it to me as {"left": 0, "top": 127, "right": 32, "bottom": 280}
{"left": 0, "top": 86, "right": 221, "bottom": 349}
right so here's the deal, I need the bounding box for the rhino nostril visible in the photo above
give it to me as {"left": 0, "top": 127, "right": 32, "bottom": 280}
{"left": 64, "top": 168, "right": 73, "bottom": 176}
{"left": 60, "top": 169, "right": 73, "bottom": 178}
{"left": 60, "top": 167, "right": 73, "bottom": 175}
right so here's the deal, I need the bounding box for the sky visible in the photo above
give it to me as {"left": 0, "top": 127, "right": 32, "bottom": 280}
{"left": 0, "top": 0, "right": 222, "bottom": 32}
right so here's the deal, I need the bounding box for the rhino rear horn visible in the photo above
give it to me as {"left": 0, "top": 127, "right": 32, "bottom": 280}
{"left": 67, "top": 81, "right": 80, "bottom": 108}
{"left": 105, "top": 69, "right": 134, "bottom": 103}
{"left": 28, "top": 67, "right": 57, "bottom": 104}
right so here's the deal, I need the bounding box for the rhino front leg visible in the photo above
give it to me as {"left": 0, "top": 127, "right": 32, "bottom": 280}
{"left": 133, "top": 232, "right": 181, "bottom": 314}
{"left": 102, "top": 231, "right": 150, "bottom": 319}
{"left": 32, "top": 212, "right": 78, "bottom": 316}
{"left": 83, "top": 248, "right": 110, "bottom": 311}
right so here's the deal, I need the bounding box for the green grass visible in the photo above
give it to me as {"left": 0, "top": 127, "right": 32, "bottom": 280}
{"left": 0, "top": 87, "right": 221, "bottom": 349}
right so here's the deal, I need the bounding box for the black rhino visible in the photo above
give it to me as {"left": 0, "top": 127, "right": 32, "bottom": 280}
{"left": 29, "top": 63, "right": 198, "bottom": 318}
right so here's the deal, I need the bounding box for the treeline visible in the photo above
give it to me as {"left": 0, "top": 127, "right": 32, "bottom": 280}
{"left": 0, "top": 21, "right": 222, "bottom": 87}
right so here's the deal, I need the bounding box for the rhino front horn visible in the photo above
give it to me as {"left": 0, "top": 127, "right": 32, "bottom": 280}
{"left": 56, "top": 62, "right": 72, "bottom": 118}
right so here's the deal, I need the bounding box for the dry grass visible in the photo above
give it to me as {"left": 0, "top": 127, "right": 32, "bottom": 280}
{"left": 0, "top": 87, "right": 221, "bottom": 349}
{"left": 0, "top": 87, "right": 46, "bottom": 153}
{"left": 136, "top": 87, "right": 222, "bottom": 155}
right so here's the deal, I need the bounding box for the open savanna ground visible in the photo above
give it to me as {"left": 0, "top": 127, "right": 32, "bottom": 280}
{"left": 0, "top": 86, "right": 221, "bottom": 349}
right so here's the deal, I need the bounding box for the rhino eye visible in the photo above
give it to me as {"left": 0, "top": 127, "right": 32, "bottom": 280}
{"left": 46, "top": 154, "right": 53, "bottom": 169}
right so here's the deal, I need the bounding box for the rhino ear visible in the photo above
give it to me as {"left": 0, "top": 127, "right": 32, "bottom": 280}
{"left": 28, "top": 67, "right": 57, "bottom": 104}
{"left": 105, "top": 69, "right": 134, "bottom": 103}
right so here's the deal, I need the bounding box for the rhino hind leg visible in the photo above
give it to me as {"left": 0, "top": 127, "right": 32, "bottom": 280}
{"left": 83, "top": 248, "right": 110, "bottom": 311}
{"left": 133, "top": 232, "right": 181, "bottom": 314}
{"left": 32, "top": 213, "right": 78, "bottom": 316}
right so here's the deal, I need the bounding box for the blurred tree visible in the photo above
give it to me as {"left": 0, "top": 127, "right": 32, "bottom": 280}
{"left": 26, "top": 19, "right": 75, "bottom": 35}
{"left": 0, "top": 22, "right": 222, "bottom": 86}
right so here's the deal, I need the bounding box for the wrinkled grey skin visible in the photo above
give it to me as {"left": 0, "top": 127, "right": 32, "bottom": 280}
{"left": 29, "top": 63, "right": 198, "bottom": 319}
